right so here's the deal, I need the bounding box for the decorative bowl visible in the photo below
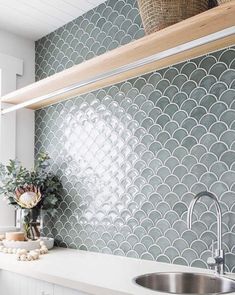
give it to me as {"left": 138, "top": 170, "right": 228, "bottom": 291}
{"left": 40, "top": 237, "right": 54, "bottom": 250}
{"left": 3, "top": 239, "right": 40, "bottom": 251}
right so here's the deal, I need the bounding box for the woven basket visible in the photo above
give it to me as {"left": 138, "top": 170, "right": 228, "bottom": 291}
{"left": 217, "top": 0, "right": 231, "bottom": 4}
{"left": 138, "top": 0, "right": 208, "bottom": 35}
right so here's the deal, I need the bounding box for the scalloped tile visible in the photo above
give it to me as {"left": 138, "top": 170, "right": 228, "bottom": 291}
{"left": 35, "top": 0, "right": 235, "bottom": 273}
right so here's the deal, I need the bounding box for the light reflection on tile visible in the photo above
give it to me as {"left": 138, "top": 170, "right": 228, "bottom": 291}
{"left": 35, "top": 46, "right": 235, "bottom": 273}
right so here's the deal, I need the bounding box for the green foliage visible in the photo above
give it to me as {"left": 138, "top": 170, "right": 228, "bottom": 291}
{"left": 0, "top": 153, "right": 62, "bottom": 216}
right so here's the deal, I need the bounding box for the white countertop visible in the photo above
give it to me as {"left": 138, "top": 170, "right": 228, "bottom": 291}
{"left": 0, "top": 247, "right": 234, "bottom": 295}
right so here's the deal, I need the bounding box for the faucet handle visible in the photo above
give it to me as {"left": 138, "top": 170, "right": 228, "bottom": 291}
{"left": 207, "top": 241, "right": 225, "bottom": 274}
{"left": 207, "top": 256, "right": 216, "bottom": 268}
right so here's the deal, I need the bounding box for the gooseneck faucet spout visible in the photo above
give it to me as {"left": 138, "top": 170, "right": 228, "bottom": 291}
{"left": 187, "top": 191, "right": 225, "bottom": 275}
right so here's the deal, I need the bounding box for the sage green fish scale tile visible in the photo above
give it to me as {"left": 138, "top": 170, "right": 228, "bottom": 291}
{"left": 181, "top": 62, "right": 197, "bottom": 77}
{"left": 165, "top": 246, "right": 180, "bottom": 259}
{"left": 230, "top": 100, "right": 235, "bottom": 110}
{"left": 190, "top": 87, "right": 207, "bottom": 101}
{"left": 172, "top": 110, "right": 188, "bottom": 125}
{"left": 35, "top": 1, "right": 235, "bottom": 271}
{"left": 164, "top": 68, "right": 179, "bottom": 82}
{"left": 181, "top": 80, "right": 197, "bottom": 96}
{"left": 164, "top": 85, "right": 179, "bottom": 99}
{"left": 219, "top": 49, "right": 235, "bottom": 66}
{"left": 173, "top": 241, "right": 189, "bottom": 259}
{"left": 220, "top": 69, "right": 235, "bottom": 86}
{"left": 209, "top": 62, "right": 228, "bottom": 78}
{"left": 199, "top": 94, "right": 217, "bottom": 109}
{"left": 210, "top": 82, "right": 228, "bottom": 97}
{"left": 200, "top": 75, "right": 217, "bottom": 91}
{"left": 172, "top": 74, "right": 187, "bottom": 88}
{"left": 190, "top": 68, "right": 207, "bottom": 84}
{"left": 199, "top": 56, "right": 217, "bottom": 71}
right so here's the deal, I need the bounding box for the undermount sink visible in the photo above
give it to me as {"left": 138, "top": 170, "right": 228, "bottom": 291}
{"left": 134, "top": 272, "right": 235, "bottom": 294}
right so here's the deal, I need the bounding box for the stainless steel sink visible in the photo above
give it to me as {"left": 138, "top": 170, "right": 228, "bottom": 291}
{"left": 134, "top": 272, "right": 235, "bottom": 294}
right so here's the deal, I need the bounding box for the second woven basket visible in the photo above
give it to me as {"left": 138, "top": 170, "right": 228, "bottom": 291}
{"left": 138, "top": 0, "right": 208, "bottom": 35}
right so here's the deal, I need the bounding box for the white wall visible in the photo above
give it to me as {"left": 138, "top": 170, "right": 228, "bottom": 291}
{"left": 0, "top": 29, "right": 35, "bottom": 228}
{"left": 16, "top": 108, "right": 35, "bottom": 169}
{"left": 0, "top": 29, "right": 35, "bottom": 168}
{"left": 0, "top": 29, "right": 35, "bottom": 89}
{"left": 0, "top": 101, "right": 16, "bottom": 228}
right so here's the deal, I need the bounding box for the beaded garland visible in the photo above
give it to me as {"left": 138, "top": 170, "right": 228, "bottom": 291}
{"left": 0, "top": 238, "right": 49, "bottom": 261}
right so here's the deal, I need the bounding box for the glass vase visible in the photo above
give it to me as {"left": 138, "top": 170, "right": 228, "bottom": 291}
{"left": 17, "top": 208, "right": 41, "bottom": 240}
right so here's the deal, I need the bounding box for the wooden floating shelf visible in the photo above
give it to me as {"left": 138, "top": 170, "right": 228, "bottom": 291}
{"left": 1, "top": 2, "right": 235, "bottom": 113}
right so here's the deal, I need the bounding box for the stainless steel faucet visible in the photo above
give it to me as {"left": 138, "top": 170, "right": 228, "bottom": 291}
{"left": 187, "top": 191, "right": 225, "bottom": 275}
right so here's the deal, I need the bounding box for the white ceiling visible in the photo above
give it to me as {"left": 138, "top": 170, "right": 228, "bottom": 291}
{"left": 0, "top": 0, "right": 106, "bottom": 41}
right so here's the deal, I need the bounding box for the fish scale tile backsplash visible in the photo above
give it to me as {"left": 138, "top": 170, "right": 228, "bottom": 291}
{"left": 35, "top": 0, "right": 235, "bottom": 273}
{"left": 35, "top": 0, "right": 144, "bottom": 80}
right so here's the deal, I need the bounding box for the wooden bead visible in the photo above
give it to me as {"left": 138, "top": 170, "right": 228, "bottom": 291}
{"left": 29, "top": 251, "right": 39, "bottom": 260}
{"left": 18, "top": 249, "right": 27, "bottom": 255}
{"left": 27, "top": 254, "right": 33, "bottom": 261}
{"left": 40, "top": 241, "right": 45, "bottom": 247}
{"left": 41, "top": 246, "right": 48, "bottom": 253}
{"left": 20, "top": 254, "right": 27, "bottom": 261}
{"left": 16, "top": 254, "right": 21, "bottom": 261}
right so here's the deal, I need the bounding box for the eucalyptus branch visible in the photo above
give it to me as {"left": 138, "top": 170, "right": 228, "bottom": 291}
{"left": 0, "top": 153, "right": 62, "bottom": 216}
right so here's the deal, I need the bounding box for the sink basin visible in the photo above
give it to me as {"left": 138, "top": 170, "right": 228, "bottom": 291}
{"left": 134, "top": 272, "right": 235, "bottom": 294}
